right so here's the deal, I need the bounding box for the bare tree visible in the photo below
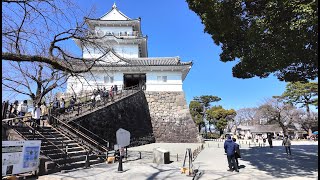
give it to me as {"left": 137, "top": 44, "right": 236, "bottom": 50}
{"left": 258, "top": 97, "right": 297, "bottom": 135}
{"left": 2, "top": 0, "right": 112, "bottom": 75}
{"left": 292, "top": 109, "right": 318, "bottom": 133}
{"left": 2, "top": 0, "right": 123, "bottom": 102}
{"left": 2, "top": 61, "right": 68, "bottom": 106}
{"left": 235, "top": 108, "right": 259, "bottom": 126}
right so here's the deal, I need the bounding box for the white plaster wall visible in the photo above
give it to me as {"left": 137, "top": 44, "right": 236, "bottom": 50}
{"left": 83, "top": 47, "right": 103, "bottom": 59}
{"left": 113, "top": 44, "right": 139, "bottom": 58}
{"left": 67, "top": 71, "right": 184, "bottom": 93}
{"left": 146, "top": 71, "right": 183, "bottom": 92}
{"left": 83, "top": 44, "right": 139, "bottom": 59}
{"left": 66, "top": 71, "right": 125, "bottom": 94}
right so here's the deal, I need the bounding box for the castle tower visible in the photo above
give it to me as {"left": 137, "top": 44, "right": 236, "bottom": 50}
{"left": 67, "top": 4, "right": 200, "bottom": 143}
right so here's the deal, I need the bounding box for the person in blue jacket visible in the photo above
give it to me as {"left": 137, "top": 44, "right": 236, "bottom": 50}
{"left": 224, "top": 135, "right": 239, "bottom": 172}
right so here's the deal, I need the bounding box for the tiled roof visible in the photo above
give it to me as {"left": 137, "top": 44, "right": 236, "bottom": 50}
{"left": 85, "top": 49, "right": 192, "bottom": 67}
{"left": 68, "top": 52, "right": 192, "bottom": 67}
{"left": 85, "top": 17, "right": 140, "bottom": 22}
{"left": 238, "top": 125, "right": 282, "bottom": 133}
{"left": 125, "top": 57, "right": 191, "bottom": 66}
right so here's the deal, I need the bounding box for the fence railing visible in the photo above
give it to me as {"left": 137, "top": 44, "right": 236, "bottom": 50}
{"left": 2, "top": 116, "right": 69, "bottom": 167}
{"left": 53, "top": 84, "right": 141, "bottom": 123}
{"left": 70, "top": 121, "right": 110, "bottom": 149}
{"left": 52, "top": 116, "right": 109, "bottom": 155}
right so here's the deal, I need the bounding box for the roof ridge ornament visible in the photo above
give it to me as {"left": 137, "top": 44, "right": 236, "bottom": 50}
{"left": 112, "top": 2, "right": 117, "bottom": 9}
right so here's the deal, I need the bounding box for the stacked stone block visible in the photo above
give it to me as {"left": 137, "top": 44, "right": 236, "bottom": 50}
{"left": 145, "top": 92, "right": 200, "bottom": 143}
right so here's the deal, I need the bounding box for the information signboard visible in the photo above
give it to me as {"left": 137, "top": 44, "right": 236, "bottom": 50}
{"left": 116, "top": 128, "right": 130, "bottom": 147}
{"left": 2, "top": 140, "right": 41, "bottom": 176}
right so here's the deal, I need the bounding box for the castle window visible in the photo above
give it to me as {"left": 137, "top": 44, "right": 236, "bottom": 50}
{"left": 157, "top": 76, "right": 167, "bottom": 82}
{"left": 104, "top": 76, "right": 114, "bottom": 83}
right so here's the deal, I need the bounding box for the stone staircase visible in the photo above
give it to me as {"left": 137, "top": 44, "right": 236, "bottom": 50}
{"left": 13, "top": 125, "right": 104, "bottom": 174}
{"left": 3, "top": 86, "right": 143, "bottom": 175}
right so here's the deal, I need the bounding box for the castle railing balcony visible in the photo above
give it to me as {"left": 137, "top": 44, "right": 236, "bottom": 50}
{"left": 87, "top": 31, "right": 141, "bottom": 38}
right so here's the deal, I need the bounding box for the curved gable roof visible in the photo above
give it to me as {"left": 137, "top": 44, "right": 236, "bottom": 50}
{"left": 100, "top": 4, "right": 131, "bottom": 20}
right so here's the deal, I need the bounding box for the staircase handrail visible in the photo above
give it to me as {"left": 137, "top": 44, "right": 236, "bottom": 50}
{"left": 69, "top": 121, "right": 109, "bottom": 148}
{"left": 52, "top": 116, "right": 109, "bottom": 154}
{"left": 63, "top": 84, "right": 141, "bottom": 123}
{"left": 2, "top": 122, "right": 62, "bottom": 168}
{"left": 3, "top": 117, "right": 70, "bottom": 167}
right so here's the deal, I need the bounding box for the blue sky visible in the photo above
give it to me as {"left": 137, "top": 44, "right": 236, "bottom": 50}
{"left": 3, "top": 0, "right": 289, "bottom": 110}
{"left": 86, "top": 0, "right": 286, "bottom": 110}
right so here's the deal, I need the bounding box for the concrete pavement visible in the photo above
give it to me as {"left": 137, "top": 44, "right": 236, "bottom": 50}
{"left": 38, "top": 140, "right": 318, "bottom": 180}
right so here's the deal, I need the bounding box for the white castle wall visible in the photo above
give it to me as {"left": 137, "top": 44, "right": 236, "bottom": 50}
{"left": 66, "top": 71, "right": 183, "bottom": 93}
{"left": 146, "top": 71, "right": 183, "bottom": 91}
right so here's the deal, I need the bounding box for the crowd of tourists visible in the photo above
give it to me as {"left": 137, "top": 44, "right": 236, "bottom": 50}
{"left": 2, "top": 85, "right": 120, "bottom": 127}
{"left": 90, "top": 85, "right": 118, "bottom": 108}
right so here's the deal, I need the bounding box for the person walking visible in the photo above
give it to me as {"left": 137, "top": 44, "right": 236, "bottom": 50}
{"left": 109, "top": 85, "right": 114, "bottom": 101}
{"left": 267, "top": 133, "right": 273, "bottom": 148}
{"left": 91, "top": 94, "right": 96, "bottom": 108}
{"left": 40, "top": 102, "right": 48, "bottom": 126}
{"left": 282, "top": 135, "right": 292, "bottom": 155}
{"left": 114, "top": 85, "right": 118, "bottom": 95}
{"left": 232, "top": 138, "right": 241, "bottom": 169}
{"left": 224, "top": 135, "right": 239, "bottom": 172}
{"left": 53, "top": 98, "right": 60, "bottom": 116}
{"left": 32, "top": 103, "right": 41, "bottom": 130}
{"left": 60, "top": 98, "right": 65, "bottom": 114}
{"left": 69, "top": 96, "right": 76, "bottom": 112}
{"left": 12, "top": 100, "right": 19, "bottom": 117}
{"left": 19, "top": 100, "right": 28, "bottom": 117}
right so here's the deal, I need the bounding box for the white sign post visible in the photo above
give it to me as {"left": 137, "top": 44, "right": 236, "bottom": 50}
{"left": 116, "top": 128, "right": 130, "bottom": 148}
{"left": 116, "top": 128, "right": 130, "bottom": 172}
{"left": 2, "top": 140, "right": 41, "bottom": 176}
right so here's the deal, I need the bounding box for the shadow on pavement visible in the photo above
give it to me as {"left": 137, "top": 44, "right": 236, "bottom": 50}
{"left": 240, "top": 145, "right": 318, "bottom": 178}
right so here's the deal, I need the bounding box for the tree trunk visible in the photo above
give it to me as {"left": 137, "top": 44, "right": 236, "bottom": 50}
{"left": 219, "top": 129, "right": 223, "bottom": 136}
{"left": 279, "top": 121, "right": 288, "bottom": 136}
{"left": 305, "top": 103, "right": 312, "bottom": 136}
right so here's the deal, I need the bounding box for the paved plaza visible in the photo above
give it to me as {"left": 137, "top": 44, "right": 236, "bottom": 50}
{"left": 38, "top": 140, "right": 318, "bottom": 180}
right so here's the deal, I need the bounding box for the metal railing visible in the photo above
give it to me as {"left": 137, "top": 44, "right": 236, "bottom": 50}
{"left": 2, "top": 116, "right": 70, "bottom": 168}
{"left": 88, "top": 31, "right": 141, "bottom": 38}
{"left": 55, "top": 84, "right": 141, "bottom": 123}
{"left": 70, "top": 121, "right": 109, "bottom": 148}
{"left": 52, "top": 116, "right": 109, "bottom": 155}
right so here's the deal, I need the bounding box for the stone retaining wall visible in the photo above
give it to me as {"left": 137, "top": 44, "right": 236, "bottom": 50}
{"left": 76, "top": 91, "right": 155, "bottom": 147}
{"left": 75, "top": 91, "right": 200, "bottom": 146}
{"left": 145, "top": 92, "right": 200, "bottom": 143}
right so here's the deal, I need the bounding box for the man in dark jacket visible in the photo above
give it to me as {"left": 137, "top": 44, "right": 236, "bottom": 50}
{"left": 224, "top": 135, "right": 239, "bottom": 172}
{"left": 267, "top": 133, "right": 273, "bottom": 148}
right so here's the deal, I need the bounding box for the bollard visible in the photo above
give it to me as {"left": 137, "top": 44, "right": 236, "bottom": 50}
{"left": 177, "top": 154, "right": 178, "bottom": 162}
{"left": 249, "top": 142, "right": 250, "bottom": 147}
{"left": 139, "top": 151, "right": 141, "bottom": 159}
{"left": 118, "top": 154, "right": 123, "bottom": 172}
{"left": 218, "top": 143, "right": 219, "bottom": 148}
{"left": 246, "top": 141, "right": 247, "bottom": 144}
{"left": 125, "top": 147, "right": 128, "bottom": 160}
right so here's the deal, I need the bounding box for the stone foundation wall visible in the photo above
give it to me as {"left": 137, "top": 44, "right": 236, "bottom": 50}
{"left": 75, "top": 91, "right": 200, "bottom": 146}
{"left": 145, "top": 92, "right": 200, "bottom": 143}
{"left": 76, "top": 91, "right": 155, "bottom": 147}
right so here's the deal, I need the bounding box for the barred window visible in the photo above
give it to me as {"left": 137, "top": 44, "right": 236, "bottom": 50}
{"left": 157, "top": 76, "right": 167, "bottom": 82}
{"left": 104, "top": 76, "right": 114, "bottom": 83}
